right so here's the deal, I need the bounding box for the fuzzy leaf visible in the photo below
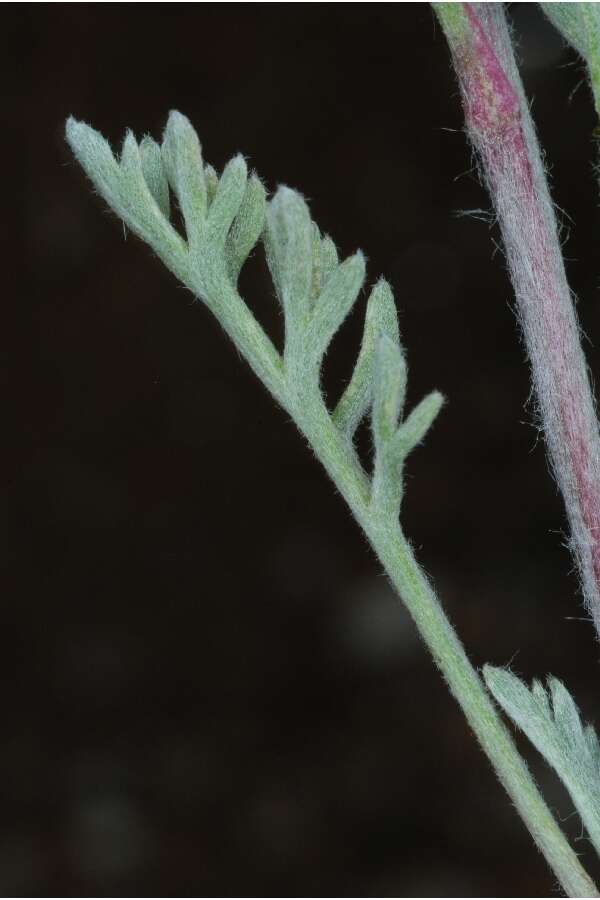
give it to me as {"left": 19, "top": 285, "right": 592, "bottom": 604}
{"left": 264, "top": 186, "right": 314, "bottom": 330}
{"left": 140, "top": 136, "right": 170, "bottom": 219}
{"left": 319, "top": 236, "right": 339, "bottom": 286}
{"left": 391, "top": 391, "right": 444, "bottom": 459}
{"left": 162, "top": 110, "right": 207, "bottom": 240}
{"left": 66, "top": 112, "right": 444, "bottom": 538}
{"left": 541, "top": 4, "right": 600, "bottom": 64}
{"left": 532, "top": 678, "right": 552, "bottom": 718}
{"left": 372, "top": 334, "right": 407, "bottom": 450}
{"left": 549, "top": 677, "right": 585, "bottom": 746}
{"left": 206, "top": 155, "right": 248, "bottom": 245}
{"left": 541, "top": 4, "right": 600, "bottom": 116}
{"left": 483, "top": 667, "right": 549, "bottom": 742}
{"left": 370, "top": 333, "right": 410, "bottom": 518}
{"left": 333, "top": 279, "right": 399, "bottom": 439}
{"left": 307, "top": 252, "right": 365, "bottom": 364}
{"left": 205, "top": 164, "right": 219, "bottom": 206}
{"left": 309, "top": 229, "right": 339, "bottom": 302}
{"left": 226, "top": 174, "right": 266, "bottom": 281}
{"left": 66, "top": 118, "right": 189, "bottom": 275}
{"left": 309, "top": 224, "right": 323, "bottom": 303}
{"left": 484, "top": 666, "right": 600, "bottom": 858}
{"left": 65, "top": 117, "right": 122, "bottom": 210}
{"left": 585, "top": 724, "right": 600, "bottom": 768}
{"left": 119, "top": 131, "right": 182, "bottom": 253}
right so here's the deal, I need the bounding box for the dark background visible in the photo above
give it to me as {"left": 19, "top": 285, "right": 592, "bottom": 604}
{"left": 8, "top": 3, "right": 600, "bottom": 896}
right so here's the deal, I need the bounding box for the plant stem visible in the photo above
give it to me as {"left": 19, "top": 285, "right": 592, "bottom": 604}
{"left": 66, "top": 111, "right": 598, "bottom": 896}
{"left": 177, "top": 262, "right": 598, "bottom": 896}
{"left": 289, "top": 392, "right": 598, "bottom": 898}
{"left": 435, "top": 2, "right": 600, "bottom": 640}
{"left": 375, "top": 531, "right": 596, "bottom": 898}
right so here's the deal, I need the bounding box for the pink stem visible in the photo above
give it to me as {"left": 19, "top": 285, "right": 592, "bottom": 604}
{"left": 438, "top": 3, "right": 600, "bottom": 637}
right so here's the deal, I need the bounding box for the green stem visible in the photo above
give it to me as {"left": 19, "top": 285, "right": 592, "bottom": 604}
{"left": 64, "top": 113, "right": 598, "bottom": 896}
{"left": 290, "top": 393, "right": 598, "bottom": 899}
{"left": 375, "top": 530, "right": 597, "bottom": 899}
{"left": 176, "top": 269, "right": 597, "bottom": 894}
{"left": 179, "top": 257, "right": 597, "bottom": 896}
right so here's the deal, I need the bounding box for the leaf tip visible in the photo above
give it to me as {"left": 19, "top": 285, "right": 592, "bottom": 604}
{"left": 65, "top": 116, "right": 99, "bottom": 153}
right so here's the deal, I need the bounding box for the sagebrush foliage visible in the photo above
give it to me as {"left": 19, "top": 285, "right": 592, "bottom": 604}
{"left": 66, "top": 108, "right": 598, "bottom": 897}
{"left": 66, "top": 111, "right": 442, "bottom": 525}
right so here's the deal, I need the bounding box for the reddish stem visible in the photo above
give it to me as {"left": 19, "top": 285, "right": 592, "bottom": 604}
{"left": 439, "top": 3, "right": 600, "bottom": 637}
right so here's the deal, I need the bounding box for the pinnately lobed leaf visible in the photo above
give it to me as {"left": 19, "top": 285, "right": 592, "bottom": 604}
{"left": 139, "top": 137, "right": 170, "bottom": 219}
{"left": 372, "top": 334, "right": 407, "bottom": 449}
{"left": 161, "top": 109, "right": 207, "bottom": 236}
{"left": 65, "top": 117, "right": 186, "bottom": 267}
{"left": 226, "top": 174, "right": 266, "bottom": 282}
{"left": 264, "top": 185, "right": 314, "bottom": 327}
{"left": 66, "top": 108, "right": 600, "bottom": 899}
{"left": 484, "top": 665, "right": 600, "bottom": 858}
{"left": 333, "top": 279, "right": 399, "bottom": 439}
{"left": 65, "top": 110, "right": 443, "bottom": 520}
{"left": 306, "top": 250, "right": 366, "bottom": 366}
{"left": 392, "top": 391, "right": 444, "bottom": 459}
{"left": 205, "top": 155, "right": 248, "bottom": 246}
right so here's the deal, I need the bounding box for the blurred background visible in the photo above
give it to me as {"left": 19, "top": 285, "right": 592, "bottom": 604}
{"left": 8, "top": 3, "right": 600, "bottom": 895}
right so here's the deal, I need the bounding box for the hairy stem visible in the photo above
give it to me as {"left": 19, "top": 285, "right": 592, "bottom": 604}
{"left": 158, "top": 175, "right": 599, "bottom": 900}
{"left": 65, "top": 111, "right": 598, "bottom": 897}
{"left": 291, "top": 396, "right": 598, "bottom": 899}
{"left": 178, "top": 254, "right": 598, "bottom": 893}
{"left": 435, "top": 2, "right": 600, "bottom": 639}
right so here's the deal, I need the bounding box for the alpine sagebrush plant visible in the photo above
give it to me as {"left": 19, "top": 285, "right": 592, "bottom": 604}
{"left": 66, "top": 110, "right": 598, "bottom": 896}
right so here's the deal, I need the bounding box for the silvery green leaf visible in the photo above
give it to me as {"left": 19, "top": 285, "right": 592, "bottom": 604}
{"left": 139, "top": 136, "right": 170, "bottom": 219}
{"left": 372, "top": 334, "right": 407, "bottom": 449}
{"left": 549, "top": 677, "right": 585, "bottom": 746}
{"left": 541, "top": 3, "right": 600, "bottom": 64}
{"left": 207, "top": 155, "right": 248, "bottom": 246}
{"left": 307, "top": 251, "right": 365, "bottom": 365}
{"left": 65, "top": 117, "right": 122, "bottom": 211}
{"left": 484, "top": 667, "right": 549, "bottom": 741}
{"left": 264, "top": 186, "right": 313, "bottom": 327}
{"left": 370, "top": 333, "right": 408, "bottom": 517}
{"left": 309, "top": 223, "right": 323, "bottom": 303}
{"left": 120, "top": 131, "right": 179, "bottom": 251}
{"left": 532, "top": 678, "right": 552, "bottom": 718}
{"left": 66, "top": 119, "right": 187, "bottom": 270}
{"left": 585, "top": 724, "right": 600, "bottom": 769}
{"left": 66, "top": 111, "right": 444, "bottom": 540}
{"left": 391, "top": 391, "right": 444, "bottom": 460}
{"left": 226, "top": 174, "right": 266, "bottom": 282}
{"left": 205, "top": 164, "right": 219, "bottom": 207}
{"left": 333, "top": 279, "right": 399, "bottom": 439}
{"left": 162, "top": 110, "right": 207, "bottom": 241}
{"left": 119, "top": 130, "right": 143, "bottom": 177}
{"left": 72, "top": 124, "right": 181, "bottom": 262}
{"left": 309, "top": 230, "right": 339, "bottom": 303}
{"left": 485, "top": 666, "right": 600, "bottom": 858}
{"left": 541, "top": 4, "right": 600, "bottom": 116}
{"left": 319, "top": 236, "right": 339, "bottom": 286}
{"left": 66, "top": 108, "right": 600, "bottom": 899}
